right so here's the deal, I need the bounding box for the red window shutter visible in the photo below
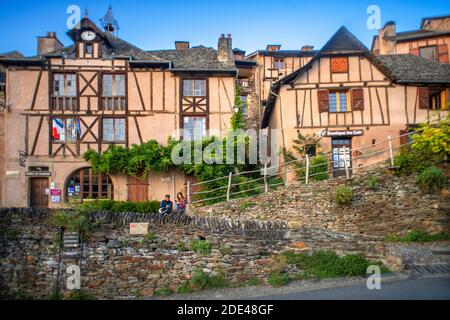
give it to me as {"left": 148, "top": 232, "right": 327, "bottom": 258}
{"left": 418, "top": 87, "right": 430, "bottom": 109}
{"left": 438, "top": 44, "right": 449, "bottom": 64}
{"left": 351, "top": 88, "right": 365, "bottom": 111}
{"left": 318, "top": 90, "right": 329, "bottom": 113}
{"left": 409, "top": 48, "right": 419, "bottom": 56}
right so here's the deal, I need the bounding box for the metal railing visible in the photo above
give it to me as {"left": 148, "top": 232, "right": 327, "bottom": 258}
{"left": 186, "top": 132, "right": 416, "bottom": 207}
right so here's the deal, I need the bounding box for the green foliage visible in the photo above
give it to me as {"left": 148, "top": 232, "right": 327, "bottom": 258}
{"left": 65, "top": 290, "right": 97, "bottom": 300}
{"left": 177, "top": 281, "right": 194, "bottom": 294}
{"left": 394, "top": 149, "right": 429, "bottom": 175}
{"left": 80, "top": 200, "right": 160, "bottom": 214}
{"left": 190, "top": 240, "right": 212, "bottom": 255}
{"left": 267, "top": 272, "right": 291, "bottom": 287}
{"left": 385, "top": 231, "right": 450, "bottom": 243}
{"left": 191, "top": 269, "right": 228, "bottom": 290}
{"left": 239, "top": 202, "right": 256, "bottom": 212}
{"left": 145, "top": 231, "right": 157, "bottom": 242}
{"left": 366, "top": 176, "right": 378, "bottom": 190}
{"left": 416, "top": 166, "right": 446, "bottom": 193}
{"left": 219, "top": 246, "right": 232, "bottom": 256}
{"left": 231, "top": 84, "right": 245, "bottom": 130}
{"left": 333, "top": 186, "right": 353, "bottom": 205}
{"left": 83, "top": 140, "right": 172, "bottom": 178}
{"left": 0, "top": 227, "right": 20, "bottom": 240}
{"left": 412, "top": 114, "right": 450, "bottom": 161}
{"left": 154, "top": 288, "right": 173, "bottom": 297}
{"left": 309, "top": 155, "right": 329, "bottom": 181}
{"left": 177, "top": 241, "right": 187, "bottom": 252}
{"left": 51, "top": 210, "right": 91, "bottom": 233}
{"left": 282, "top": 251, "right": 381, "bottom": 279}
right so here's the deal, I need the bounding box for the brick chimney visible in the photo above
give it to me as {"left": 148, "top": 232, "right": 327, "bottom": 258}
{"left": 266, "top": 45, "right": 281, "bottom": 51}
{"left": 218, "top": 34, "right": 234, "bottom": 62}
{"left": 175, "top": 41, "right": 190, "bottom": 50}
{"left": 377, "top": 21, "right": 397, "bottom": 55}
{"left": 37, "top": 32, "right": 63, "bottom": 56}
{"left": 301, "top": 45, "right": 314, "bottom": 52}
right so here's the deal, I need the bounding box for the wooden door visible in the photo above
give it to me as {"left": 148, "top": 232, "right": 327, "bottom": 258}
{"left": 332, "top": 138, "right": 352, "bottom": 178}
{"left": 30, "top": 178, "right": 49, "bottom": 208}
{"left": 127, "top": 176, "right": 148, "bottom": 202}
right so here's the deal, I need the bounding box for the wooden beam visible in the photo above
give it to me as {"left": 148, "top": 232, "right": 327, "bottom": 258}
{"left": 30, "top": 70, "right": 43, "bottom": 111}
{"left": 30, "top": 116, "right": 44, "bottom": 156}
{"left": 132, "top": 71, "right": 146, "bottom": 111}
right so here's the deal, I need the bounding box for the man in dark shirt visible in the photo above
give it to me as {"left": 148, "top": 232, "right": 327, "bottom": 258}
{"left": 159, "top": 194, "right": 173, "bottom": 216}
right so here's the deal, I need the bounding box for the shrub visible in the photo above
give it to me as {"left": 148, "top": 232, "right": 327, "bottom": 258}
{"left": 267, "top": 272, "right": 290, "bottom": 287}
{"left": 177, "top": 241, "right": 187, "bottom": 252}
{"left": 412, "top": 114, "right": 450, "bottom": 162}
{"left": 191, "top": 270, "right": 210, "bottom": 290}
{"left": 333, "top": 186, "right": 353, "bottom": 205}
{"left": 416, "top": 166, "right": 446, "bottom": 193}
{"left": 190, "top": 240, "right": 212, "bottom": 255}
{"left": 80, "top": 200, "right": 160, "bottom": 214}
{"left": 339, "top": 254, "right": 370, "bottom": 276}
{"left": 65, "top": 290, "right": 97, "bottom": 300}
{"left": 393, "top": 149, "right": 430, "bottom": 175}
{"left": 154, "top": 288, "right": 172, "bottom": 297}
{"left": 366, "top": 176, "right": 378, "bottom": 190}
{"left": 51, "top": 210, "right": 91, "bottom": 233}
{"left": 177, "top": 281, "right": 194, "bottom": 294}
{"left": 309, "top": 155, "right": 329, "bottom": 181}
{"left": 385, "top": 231, "right": 450, "bottom": 243}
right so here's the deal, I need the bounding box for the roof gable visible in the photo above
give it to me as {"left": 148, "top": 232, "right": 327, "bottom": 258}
{"left": 321, "top": 26, "right": 369, "bottom": 54}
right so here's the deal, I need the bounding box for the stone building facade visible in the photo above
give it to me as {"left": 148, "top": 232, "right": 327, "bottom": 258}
{"left": 0, "top": 17, "right": 237, "bottom": 208}
{"left": 372, "top": 15, "right": 450, "bottom": 64}
{"left": 262, "top": 26, "right": 450, "bottom": 177}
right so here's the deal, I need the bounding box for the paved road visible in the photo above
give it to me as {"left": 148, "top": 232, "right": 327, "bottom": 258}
{"left": 253, "top": 276, "right": 450, "bottom": 300}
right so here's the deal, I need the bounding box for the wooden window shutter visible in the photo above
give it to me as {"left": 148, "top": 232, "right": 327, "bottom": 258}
{"left": 351, "top": 88, "right": 365, "bottom": 111}
{"left": 409, "top": 48, "right": 419, "bottom": 56}
{"left": 318, "top": 89, "right": 329, "bottom": 113}
{"left": 438, "top": 44, "right": 449, "bottom": 64}
{"left": 331, "top": 57, "right": 348, "bottom": 73}
{"left": 418, "top": 87, "right": 430, "bottom": 109}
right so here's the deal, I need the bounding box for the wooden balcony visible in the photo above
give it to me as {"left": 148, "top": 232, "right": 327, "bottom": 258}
{"left": 51, "top": 96, "right": 78, "bottom": 111}
{"left": 101, "top": 96, "right": 127, "bottom": 111}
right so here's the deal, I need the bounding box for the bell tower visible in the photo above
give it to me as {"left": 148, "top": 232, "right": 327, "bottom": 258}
{"left": 100, "top": 5, "right": 120, "bottom": 36}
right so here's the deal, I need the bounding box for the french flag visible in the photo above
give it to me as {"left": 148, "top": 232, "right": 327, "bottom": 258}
{"left": 52, "top": 118, "right": 64, "bottom": 140}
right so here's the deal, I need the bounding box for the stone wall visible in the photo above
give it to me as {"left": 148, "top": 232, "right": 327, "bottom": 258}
{"left": 0, "top": 208, "right": 387, "bottom": 299}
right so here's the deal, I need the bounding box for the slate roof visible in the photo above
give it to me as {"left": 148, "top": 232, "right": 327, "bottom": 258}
{"left": 421, "top": 14, "right": 450, "bottom": 29}
{"left": 377, "top": 54, "right": 450, "bottom": 84}
{"left": 246, "top": 50, "right": 318, "bottom": 59}
{"left": 0, "top": 51, "right": 24, "bottom": 58}
{"left": 321, "top": 26, "right": 369, "bottom": 54}
{"left": 386, "top": 29, "right": 450, "bottom": 42}
{"left": 148, "top": 46, "right": 236, "bottom": 71}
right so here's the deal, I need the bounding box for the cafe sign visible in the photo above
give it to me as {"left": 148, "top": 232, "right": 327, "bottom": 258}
{"left": 318, "top": 129, "right": 364, "bottom": 138}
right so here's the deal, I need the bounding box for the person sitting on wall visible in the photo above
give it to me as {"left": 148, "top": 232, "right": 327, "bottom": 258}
{"left": 175, "top": 192, "right": 187, "bottom": 216}
{"left": 159, "top": 194, "right": 173, "bottom": 216}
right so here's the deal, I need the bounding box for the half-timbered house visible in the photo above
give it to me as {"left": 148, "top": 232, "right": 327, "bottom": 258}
{"left": 262, "top": 26, "right": 450, "bottom": 177}
{"left": 0, "top": 17, "right": 236, "bottom": 208}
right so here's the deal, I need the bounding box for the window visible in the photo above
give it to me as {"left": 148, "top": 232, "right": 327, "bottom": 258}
{"left": 66, "top": 168, "right": 113, "bottom": 201}
{"left": 85, "top": 44, "right": 93, "bottom": 55}
{"left": 51, "top": 118, "right": 79, "bottom": 143}
{"left": 329, "top": 91, "right": 350, "bottom": 113}
{"left": 273, "top": 59, "right": 285, "bottom": 70}
{"left": 183, "top": 117, "right": 206, "bottom": 140}
{"left": 102, "top": 74, "right": 125, "bottom": 97}
{"left": 102, "top": 118, "right": 126, "bottom": 142}
{"left": 54, "top": 74, "right": 77, "bottom": 97}
{"left": 183, "top": 79, "right": 206, "bottom": 97}
{"left": 419, "top": 46, "right": 438, "bottom": 62}
{"left": 430, "top": 89, "right": 449, "bottom": 110}
{"left": 241, "top": 95, "right": 247, "bottom": 115}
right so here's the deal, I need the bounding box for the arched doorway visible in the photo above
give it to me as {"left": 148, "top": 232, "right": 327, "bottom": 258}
{"left": 66, "top": 168, "right": 114, "bottom": 202}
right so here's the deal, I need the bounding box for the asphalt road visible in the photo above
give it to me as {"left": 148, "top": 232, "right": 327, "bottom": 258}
{"left": 253, "top": 276, "right": 450, "bottom": 300}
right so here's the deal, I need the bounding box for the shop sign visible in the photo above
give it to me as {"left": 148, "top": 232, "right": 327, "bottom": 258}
{"left": 50, "top": 189, "right": 62, "bottom": 203}
{"left": 25, "top": 171, "right": 52, "bottom": 177}
{"left": 318, "top": 129, "right": 364, "bottom": 137}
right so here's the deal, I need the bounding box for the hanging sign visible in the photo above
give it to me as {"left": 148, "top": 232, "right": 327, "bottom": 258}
{"left": 318, "top": 129, "right": 364, "bottom": 137}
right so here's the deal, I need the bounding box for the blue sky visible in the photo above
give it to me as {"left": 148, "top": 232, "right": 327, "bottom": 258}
{"left": 0, "top": 0, "right": 449, "bottom": 56}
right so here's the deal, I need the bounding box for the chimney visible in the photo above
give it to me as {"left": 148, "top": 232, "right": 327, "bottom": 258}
{"left": 37, "top": 31, "right": 63, "bottom": 56}
{"left": 301, "top": 45, "right": 314, "bottom": 52}
{"left": 378, "top": 21, "right": 397, "bottom": 55}
{"left": 217, "top": 34, "right": 234, "bottom": 62}
{"left": 266, "top": 45, "right": 281, "bottom": 51}
{"left": 175, "top": 41, "right": 190, "bottom": 50}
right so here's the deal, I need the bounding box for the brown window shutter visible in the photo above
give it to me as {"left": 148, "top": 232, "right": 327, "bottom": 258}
{"left": 418, "top": 87, "right": 430, "bottom": 109}
{"left": 351, "top": 88, "right": 365, "bottom": 111}
{"left": 438, "top": 44, "right": 449, "bottom": 64}
{"left": 409, "top": 48, "right": 419, "bottom": 56}
{"left": 317, "top": 89, "right": 329, "bottom": 113}
{"left": 399, "top": 130, "right": 409, "bottom": 147}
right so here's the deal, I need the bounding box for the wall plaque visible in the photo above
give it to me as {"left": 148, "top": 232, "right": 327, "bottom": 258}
{"left": 130, "top": 223, "right": 149, "bottom": 236}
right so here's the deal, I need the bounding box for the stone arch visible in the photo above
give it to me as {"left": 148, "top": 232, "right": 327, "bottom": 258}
{"left": 65, "top": 167, "right": 114, "bottom": 202}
